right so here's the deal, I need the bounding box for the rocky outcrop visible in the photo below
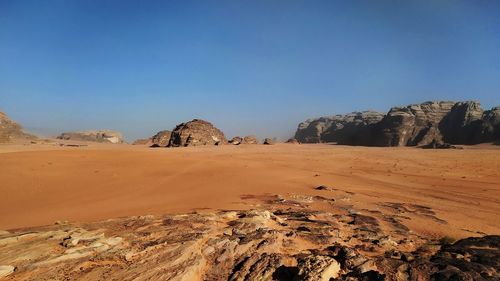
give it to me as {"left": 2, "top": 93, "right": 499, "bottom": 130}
{"left": 150, "top": 130, "right": 171, "bottom": 147}
{"left": 168, "top": 119, "right": 227, "bottom": 147}
{"left": 57, "top": 130, "right": 124, "bottom": 144}
{"left": 294, "top": 111, "right": 384, "bottom": 144}
{"left": 0, "top": 112, "right": 36, "bottom": 143}
{"left": 1, "top": 202, "right": 497, "bottom": 280}
{"left": 286, "top": 138, "right": 300, "bottom": 144}
{"left": 243, "top": 135, "right": 258, "bottom": 144}
{"left": 295, "top": 101, "right": 500, "bottom": 146}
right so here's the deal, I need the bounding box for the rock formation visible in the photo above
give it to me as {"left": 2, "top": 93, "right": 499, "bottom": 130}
{"left": 0, "top": 112, "right": 36, "bottom": 143}
{"left": 150, "top": 130, "right": 171, "bottom": 147}
{"left": 286, "top": 138, "right": 300, "bottom": 144}
{"left": 295, "top": 101, "right": 500, "bottom": 147}
{"left": 57, "top": 130, "right": 124, "bottom": 144}
{"left": 243, "top": 135, "right": 258, "bottom": 144}
{"left": 168, "top": 119, "right": 227, "bottom": 147}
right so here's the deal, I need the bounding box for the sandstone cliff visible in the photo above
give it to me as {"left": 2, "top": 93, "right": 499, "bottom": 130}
{"left": 295, "top": 101, "right": 500, "bottom": 147}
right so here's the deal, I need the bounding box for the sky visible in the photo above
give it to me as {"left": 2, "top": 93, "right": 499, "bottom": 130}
{"left": 1, "top": 0, "right": 499, "bottom": 141}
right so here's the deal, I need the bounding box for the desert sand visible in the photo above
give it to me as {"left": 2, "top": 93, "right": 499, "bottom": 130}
{"left": 0, "top": 143, "right": 499, "bottom": 239}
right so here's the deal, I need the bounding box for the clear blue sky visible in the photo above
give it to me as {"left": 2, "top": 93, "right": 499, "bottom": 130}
{"left": 1, "top": 1, "right": 499, "bottom": 141}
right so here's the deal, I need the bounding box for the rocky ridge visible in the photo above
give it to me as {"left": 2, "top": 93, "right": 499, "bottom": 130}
{"left": 295, "top": 101, "right": 500, "bottom": 146}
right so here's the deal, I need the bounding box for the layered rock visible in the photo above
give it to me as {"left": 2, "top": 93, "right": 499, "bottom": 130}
{"left": 168, "top": 119, "right": 227, "bottom": 147}
{"left": 57, "top": 130, "right": 124, "bottom": 144}
{"left": 0, "top": 112, "right": 36, "bottom": 143}
{"left": 295, "top": 101, "right": 500, "bottom": 147}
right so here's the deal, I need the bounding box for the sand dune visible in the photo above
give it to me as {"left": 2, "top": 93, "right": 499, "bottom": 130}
{"left": 0, "top": 143, "right": 499, "bottom": 240}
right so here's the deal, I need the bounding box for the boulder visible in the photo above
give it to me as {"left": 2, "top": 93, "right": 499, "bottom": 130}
{"left": 286, "top": 138, "right": 300, "bottom": 144}
{"left": 168, "top": 119, "right": 227, "bottom": 147}
{"left": 242, "top": 135, "right": 258, "bottom": 144}
{"left": 229, "top": 136, "right": 243, "bottom": 145}
{"left": 150, "top": 130, "right": 171, "bottom": 147}
{"left": 57, "top": 130, "right": 124, "bottom": 144}
{"left": 0, "top": 112, "right": 36, "bottom": 143}
{"left": 263, "top": 138, "right": 275, "bottom": 145}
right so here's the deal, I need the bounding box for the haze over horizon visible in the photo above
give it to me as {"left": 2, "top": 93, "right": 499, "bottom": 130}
{"left": 1, "top": 1, "right": 499, "bottom": 141}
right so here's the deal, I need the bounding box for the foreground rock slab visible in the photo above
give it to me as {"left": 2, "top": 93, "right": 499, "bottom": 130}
{"left": 1, "top": 203, "right": 497, "bottom": 280}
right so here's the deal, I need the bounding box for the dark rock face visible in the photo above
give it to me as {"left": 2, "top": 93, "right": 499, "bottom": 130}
{"left": 150, "top": 130, "right": 171, "bottom": 147}
{"left": 57, "top": 130, "right": 124, "bottom": 144}
{"left": 295, "top": 101, "right": 500, "bottom": 146}
{"left": 294, "top": 111, "right": 384, "bottom": 144}
{"left": 0, "top": 112, "right": 36, "bottom": 143}
{"left": 168, "top": 119, "right": 227, "bottom": 147}
{"left": 439, "top": 101, "right": 484, "bottom": 145}
{"left": 243, "top": 135, "right": 258, "bottom": 144}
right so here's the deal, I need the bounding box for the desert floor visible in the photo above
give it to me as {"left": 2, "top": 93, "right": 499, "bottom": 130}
{"left": 0, "top": 143, "right": 499, "bottom": 239}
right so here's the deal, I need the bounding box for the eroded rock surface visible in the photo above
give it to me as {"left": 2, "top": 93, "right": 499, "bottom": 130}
{"left": 1, "top": 194, "right": 497, "bottom": 280}
{"left": 57, "top": 130, "right": 124, "bottom": 144}
{"left": 168, "top": 119, "right": 227, "bottom": 147}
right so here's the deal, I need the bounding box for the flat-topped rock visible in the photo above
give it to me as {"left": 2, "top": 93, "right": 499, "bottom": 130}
{"left": 57, "top": 130, "right": 124, "bottom": 144}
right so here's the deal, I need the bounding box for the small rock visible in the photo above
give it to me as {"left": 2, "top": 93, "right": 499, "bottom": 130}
{"left": 0, "top": 265, "right": 15, "bottom": 277}
{"left": 263, "top": 138, "right": 275, "bottom": 145}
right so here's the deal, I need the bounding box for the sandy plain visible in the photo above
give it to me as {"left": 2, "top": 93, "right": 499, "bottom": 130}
{"left": 0, "top": 143, "right": 499, "bottom": 240}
